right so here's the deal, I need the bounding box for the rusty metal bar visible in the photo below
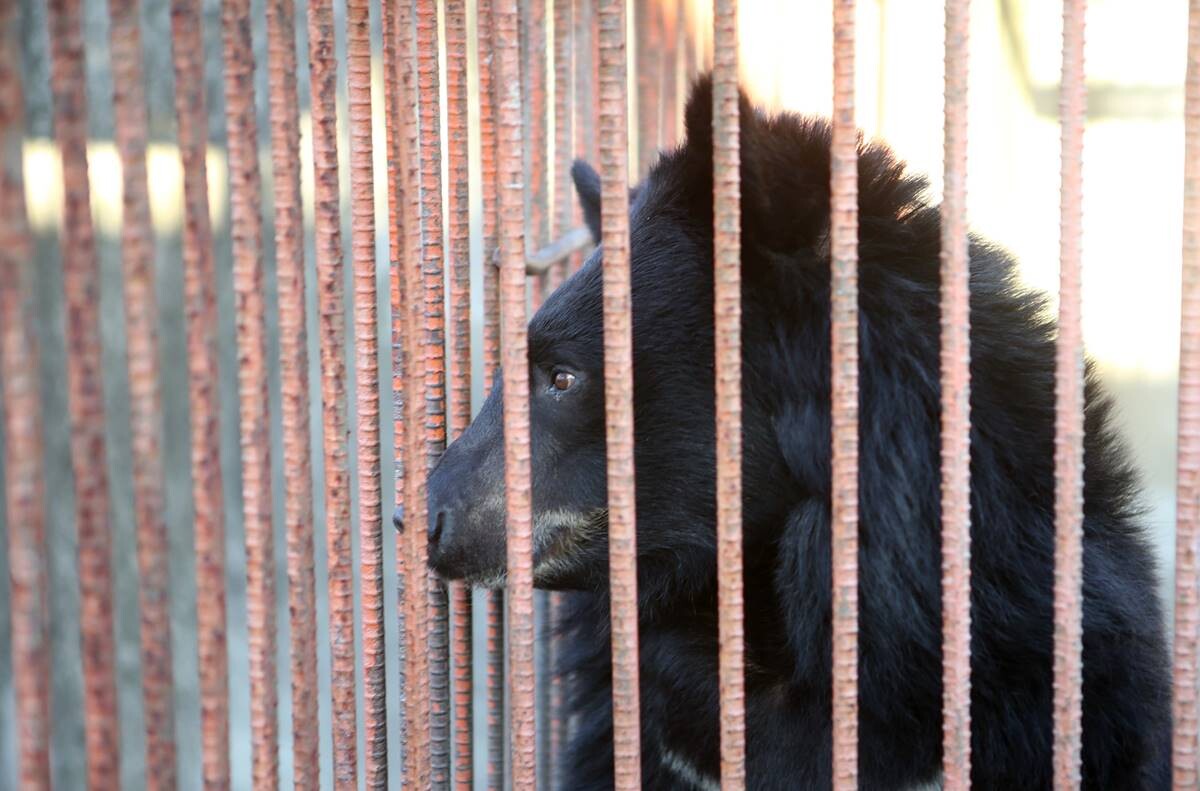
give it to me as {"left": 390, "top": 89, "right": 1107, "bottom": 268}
{"left": 344, "top": 0, "right": 387, "bottom": 783}
{"left": 636, "top": 0, "right": 661, "bottom": 176}
{"left": 444, "top": 0, "right": 475, "bottom": 786}
{"left": 830, "top": 0, "right": 860, "bottom": 788}
{"left": 476, "top": 0, "right": 508, "bottom": 782}
{"left": 168, "top": 0, "right": 231, "bottom": 783}
{"left": 1053, "top": 1, "right": 1087, "bottom": 788}
{"left": 413, "top": 0, "right": 453, "bottom": 784}
{"left": 661, "top": 0, "right": 678, "bottom": 147}
{"left": 712, "top": 2, "right": 744, "bottom": 789}
{"left": 573, "top": 0, "right": 597, "bottom": 168}
{"left": 1176, "top": 1, "right": 1200, "bottom": 785}
{"left": 264, "top": 0, "right": 321, "bottom": 782}
{"left": 939, "top": 0, "right": 972, "bottom": 788}
{"left": 523, "top": 0, "right": 550, "bottom": 256}
{"left": 304, "top": 0, "right": 358, "bottom": 784}
{"left": 0, "top": 7, "right": 50, "bottom": 786}
{"left": 494, "top": 226, "right": 593, "bottom": 274}
{"left": 493, "top": 0, "right": 539, "bottom": 784}
{"left": 549, "top": 0, "right": 574, "bottom": 780}
{"left": 47, "top": 0, "right": 121, "bottom": 786}
{"left": 219, "top": 0, "right": 279, "bottom": 786}
{"left": 381, "top": 0, "right": 410, "bottom": 774}
{"left": 107, "top": 0, "right": 177, "bottom": 785}
{"left": 397, "top": 0, "right": 433, "bottom": 784}
{"left": 596, "top": 1, "right": 641, "bottom": 788}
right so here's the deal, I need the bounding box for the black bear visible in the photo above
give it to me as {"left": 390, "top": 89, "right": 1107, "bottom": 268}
{"left": 423, "top": 77, "right": 1171, "bottom": 789}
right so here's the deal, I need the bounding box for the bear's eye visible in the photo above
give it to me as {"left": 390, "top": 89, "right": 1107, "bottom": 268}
{"left": 552, "top": 371, "right": 576, "bottom": 392}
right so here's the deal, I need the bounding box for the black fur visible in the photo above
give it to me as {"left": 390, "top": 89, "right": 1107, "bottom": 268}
{"left": 425, "top": 76, "right": 1171, "bottom": 789}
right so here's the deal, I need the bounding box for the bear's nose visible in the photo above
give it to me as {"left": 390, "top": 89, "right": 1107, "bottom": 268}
{"left": 429, "top": 509, "right": 449, "bottom": 551}
{"left": 392, "top": 507, "right": 404, "bottom": 533}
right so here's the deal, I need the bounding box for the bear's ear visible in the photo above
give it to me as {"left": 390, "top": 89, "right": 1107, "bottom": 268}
{"left": 571, "top": 159, "right": 602, "bottom": 243}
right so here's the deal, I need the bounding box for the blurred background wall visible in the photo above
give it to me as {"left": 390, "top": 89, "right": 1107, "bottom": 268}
{"left": 0, "top": 0, "right": 1187, "bottom": 789}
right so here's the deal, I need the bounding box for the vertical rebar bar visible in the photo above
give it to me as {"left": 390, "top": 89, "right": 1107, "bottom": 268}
{"left": 344, "top": 0, "right": 386, "bottom": 783}
{"left": 573, "top": 0, "right": 597, "bottom": 169}
{"left": 830, "top": 1, "right": 859, "bottom": 788}
{"left": 493, "top": 0, "right": 539, "bottom": 784}
{"left": 660, "top": 0, "right": 678, "bottom": 147}
{"left": 107, "top": 0, "right": 177, "bottom": 785}
{"left": 168, "top": 0, "right": 231, "bottom": 784}
{"left": 0, "top": 6, "right": 50, "bottom": 786}
{"left": 712, "top": 2, "right": 745, "bottom": 789}
{"left": 304, "top": 0, "right": 358, "bottom": 784}
{"left": 397, "top": 0, "right": 433, "bottom": 785}
{"left": 1176, "top": 1, "right": 1200, "bottom": 785}
{"left": 549, "top": 0, "right": 575, "bottom": 783}
{"left": 939, "top": 0, "right": 971, "bottom": 788}
{"left": 47, "top": 0, "right": 121, "bottom": 786}
{"left": 381, "top": 0, "right": 410, "bottom": 778}
{"left": 444, "top": 1, "right": 475, "bottom": 786}
{"left": 264, "top": 0, "right": 321, "bottom": 783}
{"left": 414, "top": 0, "right": 452, "bottom": 783}
{"left": 635, "top": 0, "right": 660, "bottom": 176}
{"left": 220, "top": 0, "right": 279, "bottom": 785}
{"left": 1053, "top": 2, "right": 1087, "bottom": 789}
{"left": 596, "top": 1, "right": 640, "bottom": 788}
{"left": 476, "top": 1, "right": 508, "bottom": 783}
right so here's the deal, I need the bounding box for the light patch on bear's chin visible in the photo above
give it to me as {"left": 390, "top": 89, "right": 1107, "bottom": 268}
{"left": 533, "top": 507, "right": 607, "bottom": 584}
{"left": 461, "top": 508, "right": 607, "bottom": 589}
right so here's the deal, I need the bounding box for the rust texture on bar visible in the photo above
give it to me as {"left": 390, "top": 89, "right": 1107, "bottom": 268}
{"left": 304, "top": 0, "right": 358, "bottom": 783}
{"left": 660, "top": 0, "right": 678, "bottom": 147}
{"left": 494, "top": 0, "right": 539, "bottom": 784}
{"left": 219, "top": 0, "right": 279, "bottom": 785}
{"left": 382, "top": 0, "right": 411, "bottom": 774}
{"left": 635, "top": 0, "right": 661, "bottom": 176}
{"left": 830, "top": 0, "right": 860, "bottom": 788}
{"left": 444, "top": 0, "right": 475, "bottom": 786}
{"left": 346, "top": 0, "right": 391, "bottom": 782}
{"left": 413, "top": 1, "right": 452, "bottom": 782}
{"left": 1176, "top": 0, "right": 1200, "bottom": 784}
{"left": 712, "top": 0, "right": 745, "bottom": 788}
{"left": 169, "top": 0, "right": 232, "bottom": 783}
{"left": 597, "top": 0, "right": 641, "bottom": 787}
{"left": 523, "top": 0, "right": 550, "bottom": 254}
{"left": 476, "top": 0, "right": 508, "bottom": 782}
{"left": 939, "top": 0, "right": 972, "bottom": 788}
{"left": 549, "top": 0, "right": 574, "bottom": 779}
{"left": 1053, "top": 1, "right": 1086, "bottom": 788}
{"left": 344, "top": 0, "right": 387, "bottom": 784}
{"left": 264, "top": 0, "right": 321, "bottom": 781}
{"left": 397, "top": 0, "right": 433, "bottom": 784}
{"left": 47, "top": 1, "right": 121, "bottom": 787}
{"left": 0, "top": 8, "right": 51, "bottom": 786}
{"left": 108, "top": 0, "right": 178, "bottom": 785}
{"left": 573, "top": 0, "right": 597, "bottom": 167}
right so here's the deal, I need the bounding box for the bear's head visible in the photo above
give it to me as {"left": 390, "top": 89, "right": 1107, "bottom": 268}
{"left": 421, "top": 77, "right": 926, "bottom": 602}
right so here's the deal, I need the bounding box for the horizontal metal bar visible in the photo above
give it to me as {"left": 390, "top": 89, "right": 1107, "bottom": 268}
{"left": 499, "top": 225, "right": 594, "bottom": 275}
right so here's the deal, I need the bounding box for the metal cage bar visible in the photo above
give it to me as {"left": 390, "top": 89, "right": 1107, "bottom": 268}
{"left": 940, "top": 0, "right": 972, "bottom": 788}
{"left": 264, "top": 0, "right": 322, "bottom": 782}
{"left": 830, "top": 0, "right": 861, "bottom": 788}
{"left": 220, "top": 0, "right": 279, "bottom": 785}
{"left": 443, "top": 1, "right": 475, "bottom": 787}
{"left": 0, "top": 5, "right": 50, "bottom": 786}
{"left": 345, "top": 0, "right": 388, "bottom": 783}
{"left": 1053, "top": 2, "right": 1087, "bottom": 788}
{"left": 168, "top": 0, "right": 232, "bottom": 783}
{"left": 1176, "top": 1, "right": 1200, "bottom": 785}
{"left": 108, "top": 0, "right": 178, "bottom": 784}
{"left": 597, "top": 0, "right": 641, "bottom": 788}
{"left": 713, "top": 1, "right": 745, "bottom": 789}
{"left": 304, "top": 0, "right": 359, "bottom": 783}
